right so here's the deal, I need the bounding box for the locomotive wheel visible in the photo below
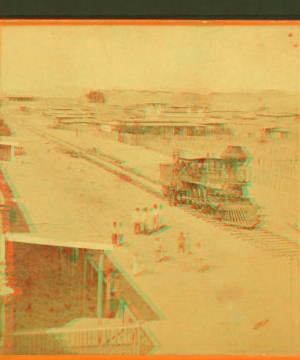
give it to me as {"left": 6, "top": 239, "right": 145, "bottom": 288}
{"left": 168, "top": 189, "right": 177, "bottom": 206}
{"left": 197, "top": 186, "right": 208, "bottom": 211}
{"left": 196, "top": 202, "right": 204, "bottom": 210}
{"left": 185, "top": 189, "right": 193, "bottom": 206}
{"left": 168, "top": 195, "right": 175, "bottom": 206}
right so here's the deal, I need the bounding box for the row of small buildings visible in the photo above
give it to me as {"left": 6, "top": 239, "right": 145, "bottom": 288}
{"left": 51, "top": 117, "right": 290, "bottom": 143}
{"left": 40, "top": 103, "right": 292, "bottom": 149}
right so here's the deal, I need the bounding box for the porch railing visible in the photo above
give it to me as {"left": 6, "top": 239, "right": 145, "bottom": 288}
{"left": 11, "top": 323, "right": 155, "bottom": 355}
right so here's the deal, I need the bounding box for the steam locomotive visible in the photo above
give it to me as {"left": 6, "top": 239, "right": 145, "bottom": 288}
{"left": 160, "top": 146, "right": 260, "bottom": 228}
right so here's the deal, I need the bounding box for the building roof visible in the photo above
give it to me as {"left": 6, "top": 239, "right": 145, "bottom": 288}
{"left": 207, "top": 111, "right": 243, "bottom": 113}
{"left": 6, "top": 233, "right": 114, "bottom": 251}
{"left": 60, "top": 121, "right": 95, "bottom": 125}
{"left": 260, "top": 126, "right": 280, "bottom": 130}
{"left": 106, "top": 120, "right": 226, "bottom": 128}
{"left": 274, "top": 128, "right": 291, "bottom": 133}
{"left": 221, "top": 146, "right": 251, "bottom": 160}
{"left": 178, "top": 149, "right": 223, "bottom": 160}
{"left": 115, "top": 120, "right": 191, "bottom": 125}
{"left": 137, "top": 122, "right": 199, "bottom": 127}
{"left": 56, "top": 116, "right": 96, "bottom": 120}
{"left": 0, "top": 136, "right": 24, "bottom": 146}
{"left": 257, "top": 113, "right": 297, "bottom": 118}
{"left": 50, "top": 108, "right": 75, "bottom": 111}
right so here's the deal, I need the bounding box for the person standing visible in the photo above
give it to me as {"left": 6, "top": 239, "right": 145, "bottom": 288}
{"left": 111, "top": 222, "right": 118, "bottom": 246}
{"left": 140, "top": 208, "right": 146, "bottom": 234}
{"left": 148, "top": 207, "right": 154, "bottom": 234}
{"left": 117, "top": 222, "right": 123, "bottom": 246}
{"left": 177, "top": 232, "right": 186, "bottom": 255}
{"left": 132, "top": 208, "right": 140, "bottom": 235}
{"left": 153, "top": 204, "right": 159, "bottom": 232}
{"left": 154, "top": 237, "right": 162, "bottom": 262}
{"left": 144, "top": 207, "right": 149, "bottom": 234}
{"left": 158, "top": 204, "right": 164, "bottom": 229}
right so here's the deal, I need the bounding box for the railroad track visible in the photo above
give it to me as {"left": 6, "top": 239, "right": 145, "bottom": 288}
{"left": 9, "top": 118, "right": 163, "bottom": 197}
{"left": 186, "top": 207, "right": 299, "bottom": 263}
{"left": 8, "top": 117, "right": 300, "bottom": 264}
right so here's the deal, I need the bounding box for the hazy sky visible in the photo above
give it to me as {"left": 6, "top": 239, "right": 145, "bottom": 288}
{"left": 1, "top": 24, "right": 299, "bottom": 96}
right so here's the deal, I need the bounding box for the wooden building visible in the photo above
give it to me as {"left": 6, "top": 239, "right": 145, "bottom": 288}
{"left": 6, "top": 96, "right": 37, "bottom": 102}
{"left": 273, "top": 128, "right": 290, "bottom": 140}
{"left": 111, "top": 120, "right": 228, "bottom": 137}
{"left": 254, "top": 126, "right": 294, "bottom": 143}
{"left": 52, "top": 116, "right": 96, "bottom": 130}
{"left": 0, "top": 138, "right": 24, "bottom": 162}
{"left": 80, "top": 119, "right": 229, "bottom": 146}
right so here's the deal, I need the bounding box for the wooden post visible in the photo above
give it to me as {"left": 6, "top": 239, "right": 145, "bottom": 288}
{"left": 104, "top": 255, "right": 111, "bottom": 318}
{"left": 83, "top": 251, "right": 88, "bottom": 316}
{"left": 71, "top": 248, "right": 75, "bottom": 284}
{"left": 137, "top": 326, "right": 141, "bottom": 355}
{"left": 97, "top": 254, "right": 104, "bottom": 319}
{"left": 10, "top": 146, "right": 15, "bottom": 162}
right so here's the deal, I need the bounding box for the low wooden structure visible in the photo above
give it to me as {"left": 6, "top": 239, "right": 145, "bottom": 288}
{"left": 6, "top": 96, "right": 37, "bottom": 102}
{"left": 273, "top": 128, "right": 290, "bottom": 140}
{"left": 0, "top": 138, "right": 24, "bottom": 162}
{"left": 111, "top": 120, "right": 229, "bottom": 145}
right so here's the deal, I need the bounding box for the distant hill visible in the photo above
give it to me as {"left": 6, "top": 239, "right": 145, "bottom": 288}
{"left": 2, "top": 88, "right": 299, "bottom": 114}
{"left": 104, "top": 90, "right": 298, "bottom": 113}
{"left": 195, "top": 91, "right": 299, "bottom": 113}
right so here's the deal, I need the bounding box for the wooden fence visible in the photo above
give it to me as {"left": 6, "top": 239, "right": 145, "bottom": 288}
{"left": 57, "top": 123, "right": 299, "bottom": 194}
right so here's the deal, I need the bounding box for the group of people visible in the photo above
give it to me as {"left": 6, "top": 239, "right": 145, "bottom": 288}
{"left": 132, "top": 204, "right": 164, "bottom": 235}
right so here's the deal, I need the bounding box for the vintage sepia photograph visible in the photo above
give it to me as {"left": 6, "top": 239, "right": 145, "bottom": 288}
{"left": 0, "top": 20, "right": 299, "bottom": 356}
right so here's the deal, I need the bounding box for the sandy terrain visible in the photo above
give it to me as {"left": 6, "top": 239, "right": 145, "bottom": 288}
{"left": 1, "top": 106, "right": 299, "bottom": 355}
